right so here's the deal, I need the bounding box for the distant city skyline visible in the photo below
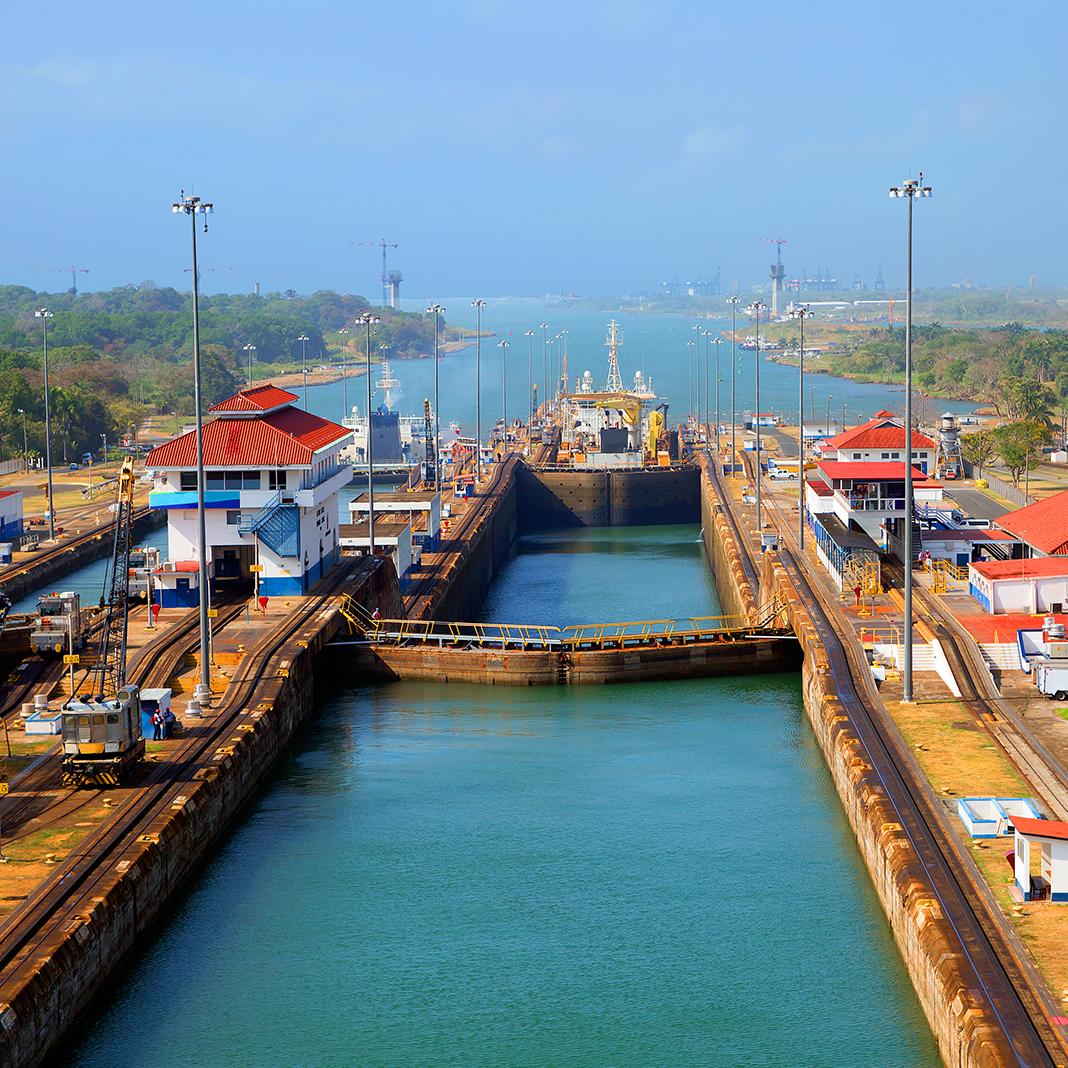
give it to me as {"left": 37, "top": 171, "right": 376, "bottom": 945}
{"left": 3, "top": 1, "right": 1066, "bottom": 297}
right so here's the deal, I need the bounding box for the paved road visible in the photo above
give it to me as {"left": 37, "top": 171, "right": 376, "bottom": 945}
{"left": 763, "top": 427, "right": 798, "bottom": 458}
{"left": 944, "top": 486, "right": 1009, "bottom": 521}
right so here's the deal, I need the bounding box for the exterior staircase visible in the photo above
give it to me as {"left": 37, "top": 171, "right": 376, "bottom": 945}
{"left": 238, "top": 492, "right": 301, "bottom": 558}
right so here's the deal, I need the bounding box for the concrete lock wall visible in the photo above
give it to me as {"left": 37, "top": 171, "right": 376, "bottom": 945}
{"left": 518, "top": 464, "right": 699, "bottom": 528}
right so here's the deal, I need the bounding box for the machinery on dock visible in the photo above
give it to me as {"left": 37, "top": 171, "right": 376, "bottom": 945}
{"left": 60, "top": 457, "right": 144, "bottom": 787}
{"left": 31, "top": 591, "right": 85, "bottom": 655}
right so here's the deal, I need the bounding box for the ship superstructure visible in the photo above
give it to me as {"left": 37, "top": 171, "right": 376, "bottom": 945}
{"left": 342, "top": 359, "right": 433, "bottom": 471}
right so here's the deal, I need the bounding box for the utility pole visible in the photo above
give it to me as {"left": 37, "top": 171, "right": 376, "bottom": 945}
{"left": 33, "top": 309, "right": 55, "bottom": 541}
{"left": 356, "top": 313, "right": 380, "bottom": 552}
{"left": 524, "top": 329, "right": 535, "bottom": 427}
{"left": 297, "top": 334, "right": 310, "bottom": 408}
{"left": 788, "top": 304, "right": 811, "bottom": 550}
{"left": 426, "top": 305, "right": 445, "bottom": 491}
{"left": 726, "top": 296, "right": 740, "bottom": 473}
{"left": 172, "top": 191, "right": 214, "bottom": 706}
{"left": 747, "top": 301, "right": 768, "bottom": 532}
{"left": 472, "top": 300, "right": 486, "bottom": 480}
{"left": 498, "top": 340, "right": 509, "bottom": 454}
{"left": 890, "top": 174, "right": 933, "bottom": 703}
{"left": 539, "top": 322, "right": 549, "bottom": 414}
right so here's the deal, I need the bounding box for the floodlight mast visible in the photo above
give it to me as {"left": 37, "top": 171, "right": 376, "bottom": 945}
{"left": 171, "top": 192, "right": 214, "bottom": 704}
{"left": 888, "top": 173, "right": 932, "bottom": 704}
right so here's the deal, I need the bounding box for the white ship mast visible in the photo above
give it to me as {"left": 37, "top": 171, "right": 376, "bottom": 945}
{"left": 604, "top": 320, "right": 624, "bottom": 392}
{"left": 375, "top": 359, "right": 399, "bottom": 410}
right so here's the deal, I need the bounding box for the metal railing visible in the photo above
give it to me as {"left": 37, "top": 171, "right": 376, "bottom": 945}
{"left": 338, "top": 597, "right": 773, "bottom": 651}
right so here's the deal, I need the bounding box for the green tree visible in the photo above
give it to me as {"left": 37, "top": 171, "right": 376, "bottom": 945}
{"left": 993, "top": 420, "right": 1049, "bottom": 487}
{"left": 961, "top": 429, "right": 996, "bottom": 479}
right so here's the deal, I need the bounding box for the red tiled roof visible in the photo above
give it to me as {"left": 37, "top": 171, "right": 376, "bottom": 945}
{"left": 0, "top": 490, "right": 19, "bottom": 500}
{"left": 994, "top": 490, "right": 1068, "bottom": 555}
{"left": 154, "top": 561, "right": 200, "bottom": 574}
{"left": 818, "top": 460, "right": 936, "bottom": 482}
{"left": 824, "top": 416, "right": 935, "bottom": 452}
{"left": 1011, "top": 816, "right": 1068, "bottom": 842}
{"left": 209, "top": 384, "right": 299, "bottom": 413}
{"left": 872, "top": 409, "right": 897, "bottom": 418}
{"left": 970, "top": 557, "right": 1068, "bottom": 581}
{"left": 145, "top": 409, "right": 350, "bottom": 468}
{"left": 806, "top": 479, "right": 833, "bottom": 497}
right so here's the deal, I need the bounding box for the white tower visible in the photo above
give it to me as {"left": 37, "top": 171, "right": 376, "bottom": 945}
{"left": 604, "top": 320, "right": 624, "bottom": 392}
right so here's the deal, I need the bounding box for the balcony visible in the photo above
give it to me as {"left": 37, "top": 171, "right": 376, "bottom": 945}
{"left": 845, "top": 494, "right": 905, "bottom": 512}
{"left": 293, "top": 464, "right": 352, "bottom": 508}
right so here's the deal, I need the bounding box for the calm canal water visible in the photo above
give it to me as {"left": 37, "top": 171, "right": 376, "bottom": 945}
{"left": 65, "top": 526, "right": 937, "bottom": 1066}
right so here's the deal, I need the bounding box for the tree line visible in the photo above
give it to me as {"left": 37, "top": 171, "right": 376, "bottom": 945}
{"left": 0, "top": 285, "right": 443, "bottom": 462}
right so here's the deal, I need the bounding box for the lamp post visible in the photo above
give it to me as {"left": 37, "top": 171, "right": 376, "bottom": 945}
{"left": 746, "top": 300, "right": 768, "bottom": 533}
{"left": 297, "top": 334, "right": 310, "bottom": 408}
{"left": 692, "top": 323, "right": 702, "bottom": 426}
{"left": 547, "top": 338, "right": 556, "bottom": 412}
{"left": 338, "top": 327, "right": 350, "bottom": 420}
{"left": 425, "top": 304, "right": 445, "bottom": 491}
{"left": 472, "top": 299, "right": 486, "bottom": 480}
{"left": 498, "top": 340, "right": 509, "bottom": 453}
{"left": 242, "top": 343, "right": 256, "bottom": 388}
{"left": 16, "top": 410, "right": 27, "bottom": 472}
{"left": 539, "top": 323, "right": 549, "bottom": 416}
{"left": 172, "top": 191, "right": 214, "bottom": 705}
{"left": 890, "top": 173, "right": 933, "bottom": 704}
{"left": 788, "top": 304, "right": 811, "bottom": 550}
{"left": 686, "top": 339, "right": 696, "bottom": 428}
{"left": 33, "top": 309, "right": 56, "bottom": 541}
{"left": 356, "top": 313, "right": 380, "bottom": 553}
{"left": 726, "top": 296, "right": 740, "bottom": 472}
{"left": 524, "top": 329, "right": 535, "bottom": 427}
{"left": 712, "top": 337, "right": 723, "bottom": 451}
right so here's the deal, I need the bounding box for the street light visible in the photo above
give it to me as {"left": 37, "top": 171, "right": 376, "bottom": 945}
{"left": 242, "top": 343, "right": 256, "bottom": 388}
{"left": 711, "top": 337, "right": 724, "bottom": 451}
{"left": 692, "top": 323, "right": 702, "bottom": 425}
{"left": 33, "top": 309, "right": 56, "bottom": 541}
{"left": 746, "top": 300, "right": 768, "bottom": 533}
{"left": 889, "top": 172, "right": 933, "bottom": 704}
{"left": 172, "top": 191, "right": 214, "bottom": 706}
{"left": 539, "top": 322, "right": 549, "bottom": 413}
{"left": 16, "top": 409, "right": 27, "bottom": 472}
{"left": 524, "top": 329, "right": 536, "bottom": 426}
{"left": 558, "top": 329, "right": 569, "bottom": 398}
{"left": 297, "top": 334, "right": 310, "bottom": 408}
{"left": 686, "top": 339, "right": 696, "bottom": 428}
{"left": 726, "top": 296, "right": 740, "bottom": 473}
{"left": 355, "top": 312, "right": 380, "bottom": 553}
{"left": 498, "top": 340, "right": 509, "bottom": 453}
{"left": 788, "top": 304, "right": 811, "bottom": 550}
{"left": 425, "top": 304, "right": 445, "bottom": 491}
{"left": 472, "top": 299, "right": 486, "bottom": 480}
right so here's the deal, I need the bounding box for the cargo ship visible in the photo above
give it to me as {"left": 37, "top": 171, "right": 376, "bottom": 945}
{"left": 520, "top": 321, "right": 699, "bottom": 527}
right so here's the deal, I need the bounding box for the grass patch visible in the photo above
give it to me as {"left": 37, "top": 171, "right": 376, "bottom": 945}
{"left": 1055, "top": 708, "right": 1068, "bottom": 721}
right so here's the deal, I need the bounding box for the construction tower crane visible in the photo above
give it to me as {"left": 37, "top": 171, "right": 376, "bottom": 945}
{"left": 352, "top": 238, "right": 398, "bottom": 307}
{"left": 60, "top": 456, "right": 144, "bottom": 786}
{"left": 762, "top": 239, "right": 787, "bottom": 317}
{"left": 41, "top": 265, "right": 89, "bottom": 296}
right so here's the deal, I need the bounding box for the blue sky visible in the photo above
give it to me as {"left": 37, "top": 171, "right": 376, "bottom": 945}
{"left": 2, "top": 0, "right": 1065, "bottom": 297}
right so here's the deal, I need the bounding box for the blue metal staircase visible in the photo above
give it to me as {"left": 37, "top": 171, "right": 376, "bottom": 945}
{"left": 238, "top": 493, "right": 301, "bottom": 558}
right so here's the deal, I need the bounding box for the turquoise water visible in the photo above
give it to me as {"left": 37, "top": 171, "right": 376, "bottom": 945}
{"left": 303, "top": 299, "right": 977, "bottom": 438}
{"left": 65, "top": 526, "right": 937, "bottom": 1066}
{"left": 9, "top": 530, "right": 169, "bottom": 615}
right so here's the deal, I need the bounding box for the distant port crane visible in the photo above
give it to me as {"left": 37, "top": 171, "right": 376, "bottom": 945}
{"left": 352, "top": 238, "right": 399, "bottom": 307}
{"left": 41, "top": 265, "right": 89, "bottom": 296}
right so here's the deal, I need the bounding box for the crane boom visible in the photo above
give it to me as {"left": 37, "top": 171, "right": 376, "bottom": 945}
{"left": 95, "top": 457, "right": 136, "bottom": 696}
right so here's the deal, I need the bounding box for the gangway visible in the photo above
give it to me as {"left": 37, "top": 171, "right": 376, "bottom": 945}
{"left": 338, "top": 597, "right": 790, "bottom": 652}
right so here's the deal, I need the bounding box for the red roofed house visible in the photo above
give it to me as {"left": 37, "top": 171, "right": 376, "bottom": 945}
{"left": 994, "top": 489, "right": 1068, "bottom": 558}
{"left": 146, "top": 385, "right": 352, "bottom": 602}
{"left": 968, "top": 557, "right": 1068, "bottom": 615}
{"left": 804, "top": 459, "right": 944, "bottom": 550}
{"left": 1011, "top": 815, "right": 1068, "bottom": 902}
{"left": 819, "top": 413, "right": 936, "bottom": 474}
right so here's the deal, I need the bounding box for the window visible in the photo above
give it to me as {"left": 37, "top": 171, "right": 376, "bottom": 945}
{"left": 891, "top": 452, "right": 900, "bottom": 459}
{"left": 881, "top": 452, "right": 890, "bottom": 460}
{"left": 853, "top": 452, "right": 862, "bottom": 459}
{"left": 180, "top": 471, "right": 197, "bottom": 491}
{"left": 226, "top": 510, "right": 241, "bottom": 526}
{"left": 268, "top": 469, "right": 286, "bottom": 491}
{"left": 206, "top": 470, "right": 260, "bottom": 490}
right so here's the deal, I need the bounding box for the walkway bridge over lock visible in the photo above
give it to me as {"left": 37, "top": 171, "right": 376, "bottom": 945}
{"left": 333, "top": 598, "right": 799, "bottom": 686}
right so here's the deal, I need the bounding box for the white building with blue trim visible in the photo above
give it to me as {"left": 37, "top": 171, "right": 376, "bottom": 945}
{"left": 145, "top": 385, "right": 351, "bottom": 602}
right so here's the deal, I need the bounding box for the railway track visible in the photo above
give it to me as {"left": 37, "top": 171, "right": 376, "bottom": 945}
{"left": 883, "top": 559, "right": 1068, "bottom": 819}
{"left": 0, "top": 505, "right": 153, "bottom": 592}
{"left": 706, "top": 451, "right": 1068, "bottom": 1065}
{"left": 0, "top": 562, "right": 361, "bottom": 1001}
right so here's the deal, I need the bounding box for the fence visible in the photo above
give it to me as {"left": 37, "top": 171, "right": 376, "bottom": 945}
{"left": 0, "top": 460, "right": 21, "bottom": 477}
{"left": 961, "top": 460, "right": 1034, "bottom": 507}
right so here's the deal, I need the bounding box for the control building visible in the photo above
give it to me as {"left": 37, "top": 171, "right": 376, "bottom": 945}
{"left": 146, "top": 385, "right": 352, "bottom": 601}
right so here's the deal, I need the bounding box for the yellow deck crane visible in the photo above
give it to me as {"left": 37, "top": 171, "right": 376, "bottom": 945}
{"left": 60, "top": 457, "right": 144, "bottom": 787}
